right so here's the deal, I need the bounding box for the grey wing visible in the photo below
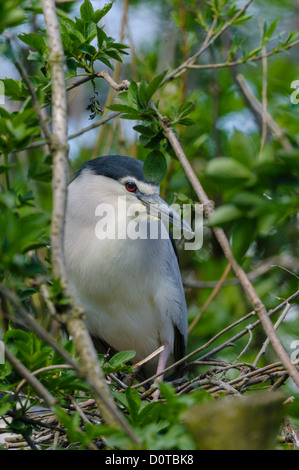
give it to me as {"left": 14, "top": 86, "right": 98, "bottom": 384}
{"left": 166, "top": 237, "right": 188, "bottom": 365}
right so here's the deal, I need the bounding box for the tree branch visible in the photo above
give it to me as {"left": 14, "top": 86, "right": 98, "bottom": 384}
{"left": 40, "top": 0, "right": 140, "bottom": 443}
{"left": 41, "top": 0, "right": 69, "bottom": 289}
{"left": 162, "top": 0, "right": 254, "bottom": 84}
{"left": 188, "top": 263, "right": 231, "bottom": 333}
{"left": 236, "top": 73, "right": 293, "bottom": 151}
{"left": 151, "top": 105, "right": 299, "bottom": 389}
{"left": 13, "top": 55, "right": 53, "bottom": 146}
{"left": 133, "top": 290, "right": 299, "bottom": 390}
{"left": 186, "top": 38, "right": 299, "bottom": 70}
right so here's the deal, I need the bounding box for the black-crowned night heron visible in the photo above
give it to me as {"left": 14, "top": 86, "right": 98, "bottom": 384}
{"left": 64, "top": 155, "right": 190, "bottom": 390}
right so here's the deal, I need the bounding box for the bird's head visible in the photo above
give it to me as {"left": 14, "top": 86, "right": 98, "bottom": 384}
{"left": 69, "top": 155, "right": 192, "bottom": 236}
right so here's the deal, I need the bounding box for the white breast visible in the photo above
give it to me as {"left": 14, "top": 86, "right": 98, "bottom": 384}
{"left": 64, "top": 171, "right": 187, "bottom": 376}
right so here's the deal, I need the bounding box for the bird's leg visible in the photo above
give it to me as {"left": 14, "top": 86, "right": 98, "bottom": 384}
{"left": 152, "top": 343, "right": 171, "bottom": 400}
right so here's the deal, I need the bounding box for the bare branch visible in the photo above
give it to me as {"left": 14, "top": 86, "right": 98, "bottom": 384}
{"left": 184, "top": 255, "right": 299, "bottom": 288}
{"left": 133, "top": 290, "right": 299, "bottom": 390}
{"left": 253, "top": 303, "right": 292, "bottom": 367}
{"left": 188, "top": 263, "right": 231, "bottom": 334}
{"left": 67, "top": 71, "right": 130, "bottom": 93}
{"left": 26, "top": 112, "right": 120, "bottom": 150}
{"left": 41, "top": 0, "right": 69, "bottom": 288}
{"left": 13, "top": 55, "right": 52, "bottom": 145}
{"left": 40, "top": 0, "right": 140, "bottom": 443}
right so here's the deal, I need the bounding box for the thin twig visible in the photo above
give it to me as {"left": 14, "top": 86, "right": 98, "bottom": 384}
{"left": 12, "top": 52, "right": 52, "bottom": 146}
{"left": 184, "top": 255, "right": 299, "bottom": 289}
{"left": 233, "top": 325, "right": 253, "bottom": 363}
{"left": 27, "top": 112, "right": 121, "bottom": 150}
{"left": 198, "top": 294, "right": 298, "bottom": 362}
{"left": 188, "top": 263, "right": 231, "bottom": 334}
{"left": 163, "top": 0, "right": 254, "bottom": 84}
{"left": 186, "top": 38, "right": 299, "bottom": 70}
{"left": 40, "top": 0, "right": 141, "bottom": 444}
{"left": 15, "top": 364, "right": 75, "bottom": 395}
{"left": 253, "top": 303, "right": 291, "bottom": 367}
{"left": 133, "top": 291, "right": 299, "bottom": 390}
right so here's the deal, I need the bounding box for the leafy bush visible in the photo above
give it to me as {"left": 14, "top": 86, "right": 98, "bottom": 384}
{"left": 0, "top": 0, "right": 298, "bottom": 450}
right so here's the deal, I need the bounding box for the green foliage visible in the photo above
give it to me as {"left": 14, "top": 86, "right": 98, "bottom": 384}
{"left": 102, "top": 350, "right": 136, "bottom": 375}
{"left": 0, "top": 186, "right": 50, "bottom": 279}
{"left": 18, "top": 32, "right": 48, "bottom": 59}
{"left": 58, "top": 0, "right": 128, "bottom": 74}
{"left": 109, "top": 72, "right": 195, "bottom": 182}
{"left": 1, "top": 328, "right": 88, "bottom": 399}
{"left": 0, "top": 0, "right": 25, "bottom": 33}
{"left": 0, "top": 107, "right": 40, "bottom": 152}
{"left": 143, "top": 150, "right": 167, "bottom": 183}
{"left": 108, "top": 384, "right": 214, "bottom": 449}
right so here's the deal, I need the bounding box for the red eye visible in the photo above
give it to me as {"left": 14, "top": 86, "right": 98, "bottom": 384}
{"left": 126, "top": 181, "right": 137, "bottom": 192}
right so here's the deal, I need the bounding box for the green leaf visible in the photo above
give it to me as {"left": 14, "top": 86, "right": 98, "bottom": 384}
{"left": 178, "top": 101, "right": 195, "bottom": 118}
{"left": 75, "top": 19, "right": 97, "bottom": 43}
{"left": 93, "top": 2, "right": 113, "bottom": 24}
{"left": 108, "top": 103, "right": 139, "bottom": 115}
{"left": 1, "top": 79, "right": 28, "bottom": 101}
{"left": 205, "top": 157, "right": 253, "bottom": 180}
{"left": 0, "top": 394, "right": 14, "bottom": 416}
{"left": 232, "top": 13, "right": 252, "bottom": 26}
{"left": 159, "top": 382, "right": 176, "bottom": 401}
{"left": 102, "top": 350, "right": 135, "bottom": 375}
{"left": 125, "top": 387, "right": 141, "bottom": 421}
{"left": 96, "top": 26, "right": 107, "bottom": 48}
{"left": 18, "top": 33, "right": 47, "bottom": 56}
{"left": 126, "top": 81, "right": 138, "bottom": 108}
{"left": 177, "top": 118, "right": 195, "bottom": 126}
{"left": 53, "top": 405, "right": 83, "bottom": 443}
{"left": 247, "top": 45, "right": 262, "bottom": 58}
{"left": 28, "top": 160, "right": 52, "bottom": 182}
{"left": 137, "top": 78, "right": 149, "bottom": 108}
{"left": 276, "top": 149, "right": 299, "bottom": 171}
{"left": 228, "top": 131, "right": 256, "bottom": 168}
{"left": 133, "top": 124, "right": 156, "bottom": 137}
{"left": 79, "top": 43, "right": 96, "bottom": 57}
{"left": 80, "top": 0, "right": 94, "bottom": 21}
{"left": 0, "top": 3, "right": 25, "bottom": 34}
{"left": 231, "top": 219, "right": 256, "bottom": 262}
{"left": 207, "top": 204, "right": 243, "bottom": 227}
{"left": 263, "top": 18, "right": 279, "bottom": 40}
{"left": 231, "top": 191, "right": 265, "bottom": 208}
{"left": 106, "top": 350, "right": 135, "bottom": 368}
{"left": 143, "top": 151, "right": 167, "bottom": 183}
{"left": 144, "top": 70, "right": 167, "bottom": 103}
